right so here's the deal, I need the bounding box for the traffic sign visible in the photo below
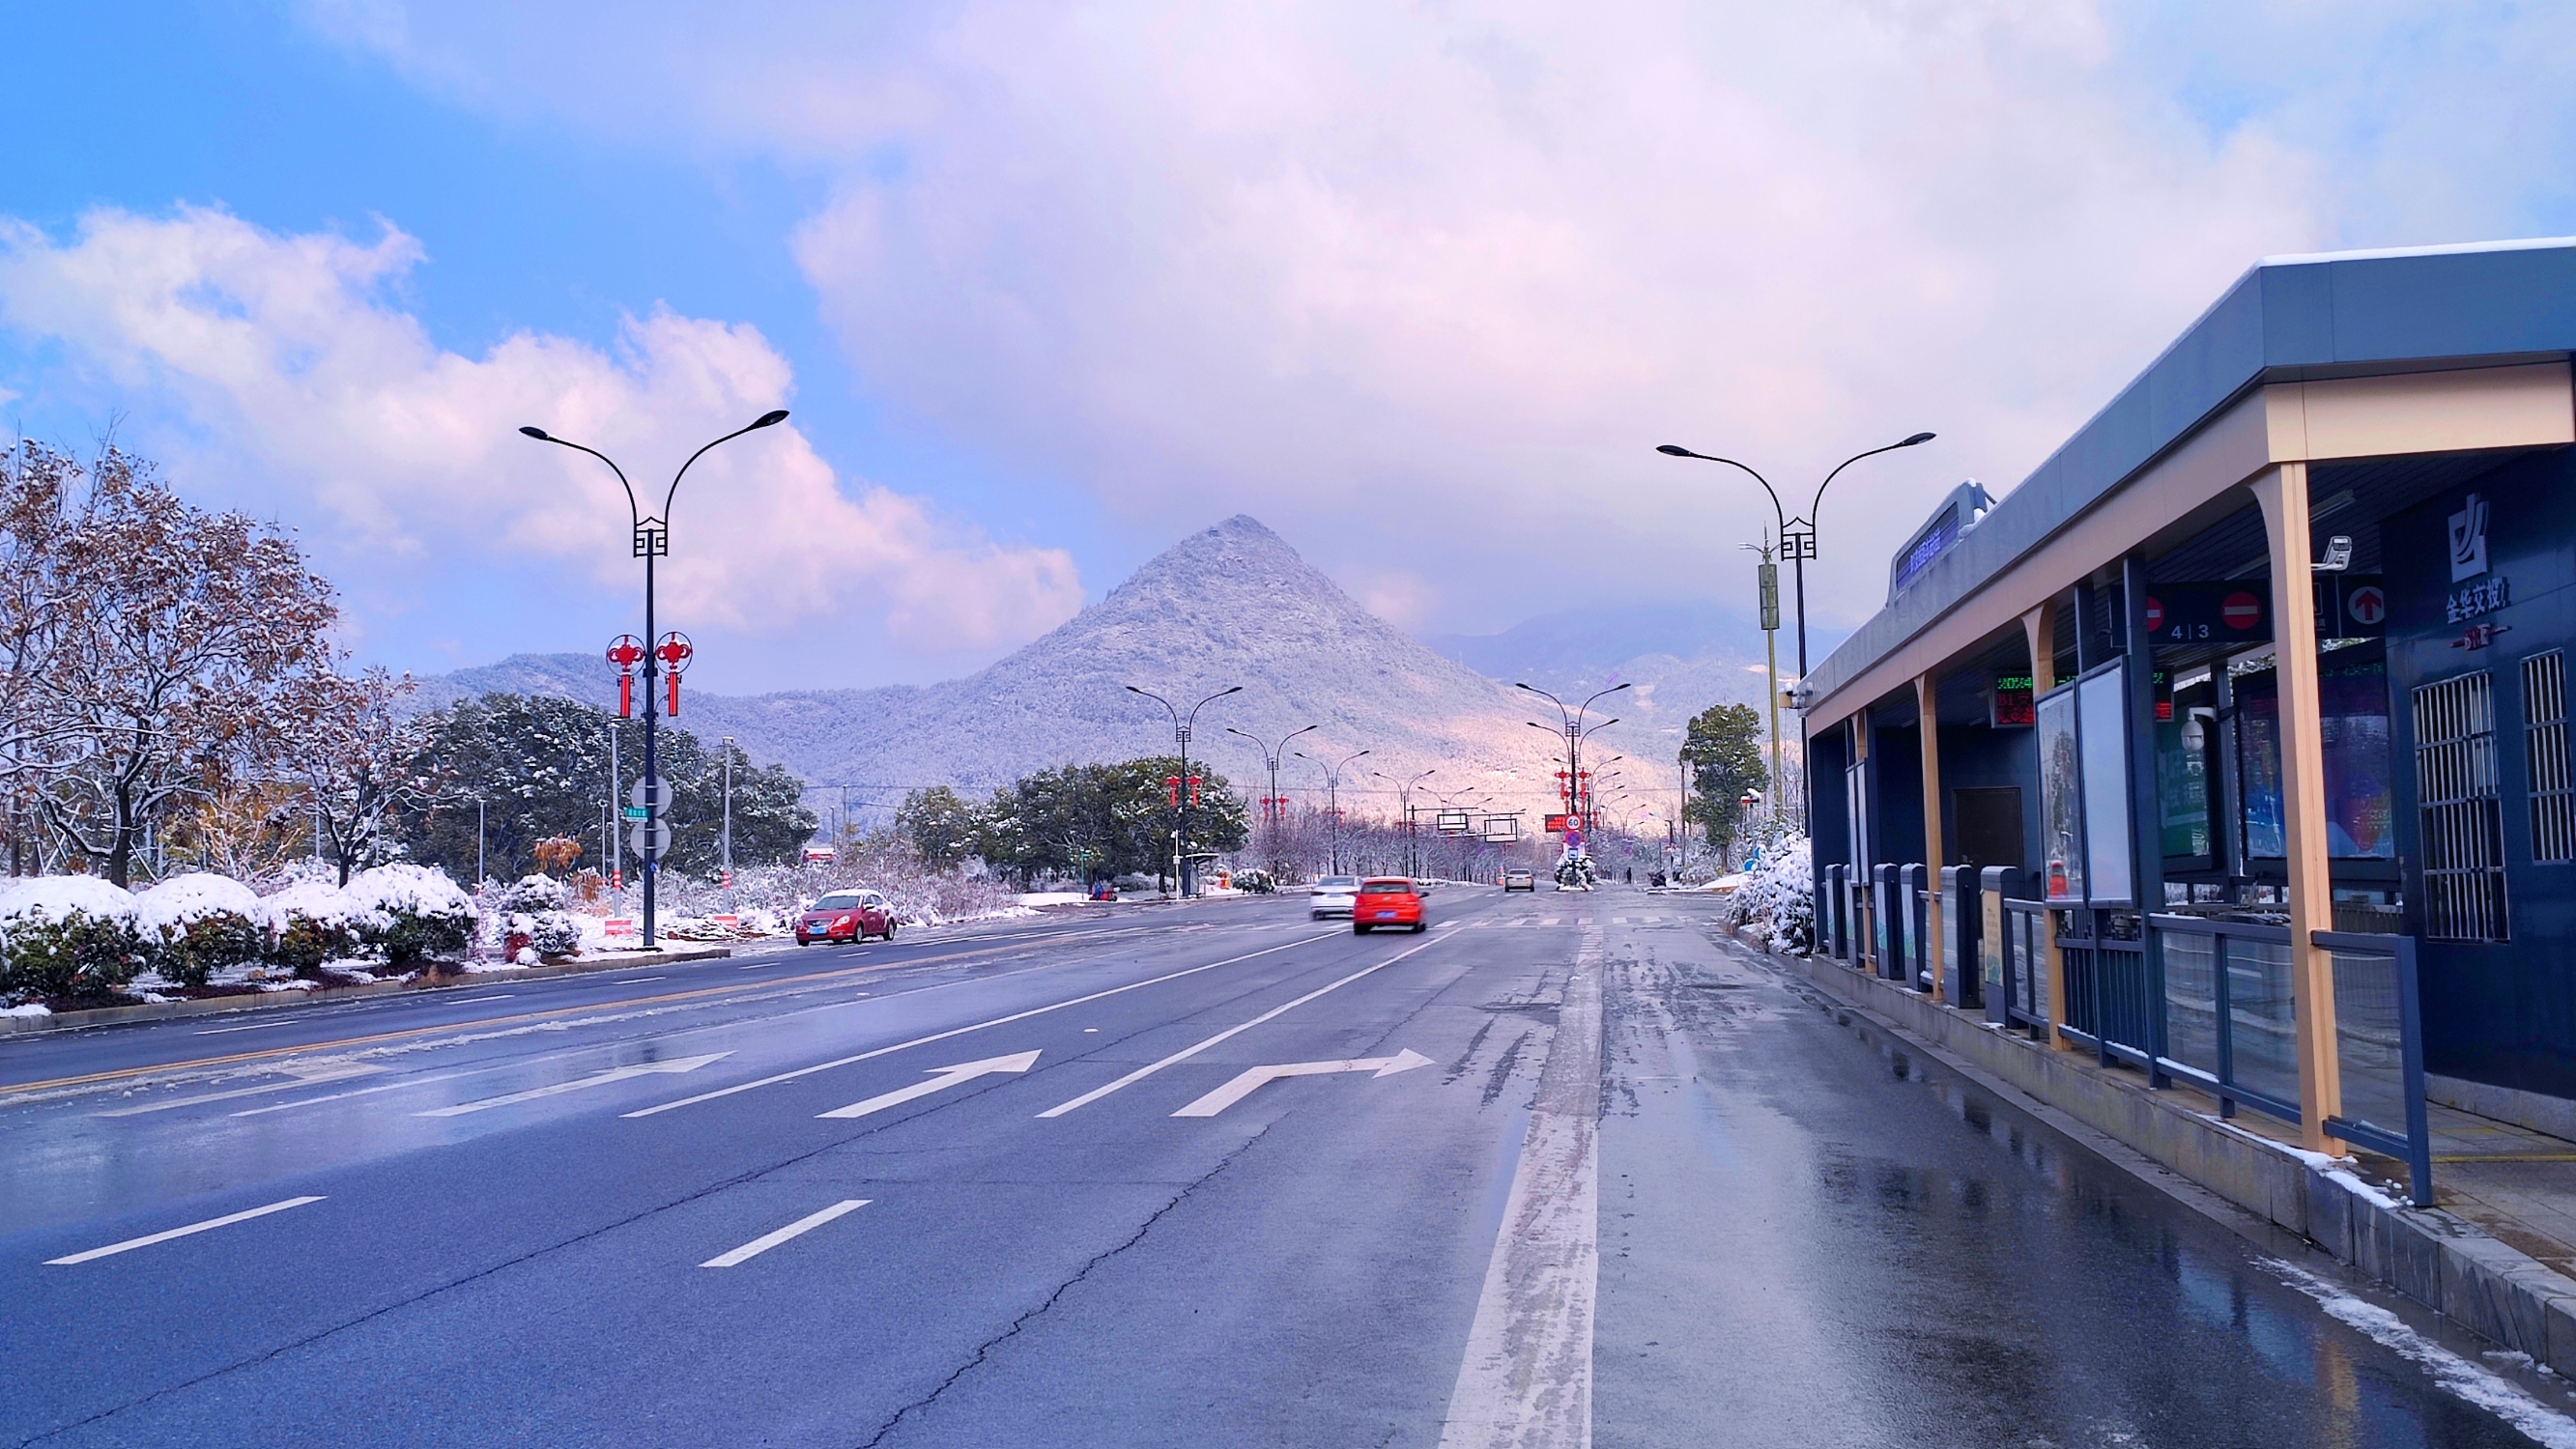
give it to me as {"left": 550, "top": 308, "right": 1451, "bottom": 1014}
{"left": 629, "top": 818, "right": 672, "bottom": 855}
{"left": 622, "top": 807, "right": 650, "bottom": 821}
{"left": 629, "top": 776, "right": 670, "bottom": 813}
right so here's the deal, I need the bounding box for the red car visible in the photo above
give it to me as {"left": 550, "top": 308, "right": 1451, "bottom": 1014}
{"left": 797, "top": 890, "right": 898, "bottom": 946}
{"left": 1352, "top": 878, "right": 1425, "bottom": 933}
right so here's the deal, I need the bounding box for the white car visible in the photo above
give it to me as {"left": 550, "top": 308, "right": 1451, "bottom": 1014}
{"left": 1308, "top": 875, "right": 1360, "bottom": 919}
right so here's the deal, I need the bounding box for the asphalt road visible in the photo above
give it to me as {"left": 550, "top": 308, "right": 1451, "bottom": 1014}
{"left": 1, "top": 887, "right": 2566, "bottom": 1447}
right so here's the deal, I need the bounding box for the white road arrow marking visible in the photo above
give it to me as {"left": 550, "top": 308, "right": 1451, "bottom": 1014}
{"left": 415, "top": 1052, "right": 732, "bottom": 1117}
{"left": 816, "top": 1050, "right": 1042, "bottom": 1120}
{"left": 1172, "top": 1047, "right": 1435, "bottom": 1119}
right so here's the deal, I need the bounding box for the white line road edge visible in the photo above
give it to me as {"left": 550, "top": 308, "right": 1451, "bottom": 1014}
{"left": 1440, "top": 934, "right": 1602, "bottom": 1449}
{"left": 1038, "top": 928, "right": 1455, "bottom": 1119}
{"left": 46, "top": 1196, "right": 326, "bottom": 1265}
{"left": 701, "top": 1200, "right": 871, "bottom": 1268}
{"left": 1171, "top": 1048, "right": 1434, "bottom": 1119}
{"left": 625, "top": 930, "right": 1345, "bottom": 1119}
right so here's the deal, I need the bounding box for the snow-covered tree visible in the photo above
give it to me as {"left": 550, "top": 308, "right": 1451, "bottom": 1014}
{"left": 12, "top": 448, "right": 338, "bottom": 885}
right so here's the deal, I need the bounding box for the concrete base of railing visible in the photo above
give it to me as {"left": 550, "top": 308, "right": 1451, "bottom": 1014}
{"left": 1732, "top": 925, "right": 2576, "bottom": 1378}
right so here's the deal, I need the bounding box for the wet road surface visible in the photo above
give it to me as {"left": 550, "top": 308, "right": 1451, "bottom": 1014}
{"left": 0, "top": 889, "right": 2563, "bottom": 1446}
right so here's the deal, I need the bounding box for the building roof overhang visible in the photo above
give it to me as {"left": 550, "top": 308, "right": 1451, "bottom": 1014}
{"left": 1803, "top": 239, "right": 2576, "bottom": 729}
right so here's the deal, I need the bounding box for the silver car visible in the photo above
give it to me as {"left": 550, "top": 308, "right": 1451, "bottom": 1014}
{"left": 1308, "top": 875, "right": 1360, "bottom": 919}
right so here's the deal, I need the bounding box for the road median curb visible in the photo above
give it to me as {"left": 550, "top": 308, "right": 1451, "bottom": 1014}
{"left": 0, "top": 945, "right": 737, "bottom": 1038}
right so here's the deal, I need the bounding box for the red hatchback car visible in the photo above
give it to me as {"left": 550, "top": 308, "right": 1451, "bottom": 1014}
{"left": 1352, "top": 878, "right": 1425, "bottom": 933}
{"left": 797, "top": 890, "right": 898, "bottom": 946}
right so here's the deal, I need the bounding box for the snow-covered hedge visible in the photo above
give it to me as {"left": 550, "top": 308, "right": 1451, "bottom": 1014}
{"left": 495, "top": 874, "right": 566, "bottom": 916}
{"left": 263, "top": 879, "right": 373, "bottom": 976}
{"left": 529, "top": 912, "right": 583, "bottom": 958}
{"left": 135, "top": 873, "right": 268, "bottom": 988}
{"left": 0, "top": 875, "right": 145, "bottom": 1001}
{"left": 1726, "top": 835, "right": 1815, "bottom": 953}
{"left": 344, "top": 865, "right": 474, "bottom": 964}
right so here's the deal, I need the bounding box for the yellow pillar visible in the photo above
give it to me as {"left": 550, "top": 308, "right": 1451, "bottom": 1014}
{"left": 1916, "top": 670, "right": 1946, "bottom": 1002}
{"left": 2252, "top": 463, "right": 2346, "bottom": 1154}
{"left": 2021, "top": 600, "right": 2077, "bottom": 1051}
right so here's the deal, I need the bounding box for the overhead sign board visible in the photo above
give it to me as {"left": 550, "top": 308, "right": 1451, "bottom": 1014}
{"left": 1435, "top": 810, "right": 1473, "bottom": 837}
{"left": 1480, "top": 815, "right": 1520, "bottom": 842}
{"left": 1544, "top": 813, "right": 1573, "bottom": 833}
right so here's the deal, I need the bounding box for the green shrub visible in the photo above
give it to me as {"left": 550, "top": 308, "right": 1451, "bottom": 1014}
{"left": 1, "top": 910, "right": 144, "bottom": 1001}
{"left": 153, "top": 910, "right": 264, "bottom": 990}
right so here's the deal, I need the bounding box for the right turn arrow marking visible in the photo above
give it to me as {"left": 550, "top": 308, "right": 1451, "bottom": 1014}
{"left": 1172, "top": 1047, "right": 1434, "bottom": 1119}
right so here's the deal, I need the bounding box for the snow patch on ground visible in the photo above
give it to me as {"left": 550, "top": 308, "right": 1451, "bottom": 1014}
{"left": 2263, "top": 1258, "right": 2576, "bottom": 1444}
{"left": 3, "top": 1003, "right": 50, "bottom": 1017}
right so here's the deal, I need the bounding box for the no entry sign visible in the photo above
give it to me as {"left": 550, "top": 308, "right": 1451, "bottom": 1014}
{"left": 2220, "top": 591, "right": 2262, "bottom": 630}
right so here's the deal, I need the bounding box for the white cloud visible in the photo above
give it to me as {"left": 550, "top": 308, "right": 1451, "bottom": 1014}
{"left": 303, "top": 1, "right": 2576, "bottom": 637}
{"left": 0, "top": 206, "right": 1081, "bottom": 653}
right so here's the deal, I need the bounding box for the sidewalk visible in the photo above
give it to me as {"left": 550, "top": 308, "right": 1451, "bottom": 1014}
{"left": 1736, "top": 926, "right": 2576, "bottom": 1377}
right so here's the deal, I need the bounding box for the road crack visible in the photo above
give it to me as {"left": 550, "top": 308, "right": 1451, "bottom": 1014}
{"left": 849, "top": 1120, "right": 1277, "bottom": 1448}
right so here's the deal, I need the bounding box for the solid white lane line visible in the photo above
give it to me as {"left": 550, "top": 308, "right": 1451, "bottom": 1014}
{"left": 624, "top": 930, "right": 1346, "bottom": 1119}
{"left": 193, "top": 1018, "right": 301, "bottom": 1036}
{"left": 46, "top": 1196, "right": 326, "bottom": 1265}
{"left": 1440, "top": 937, "right": 1602, "bottom": 1448}
{"left": 1037, "top": 929, "right": 1454, "bottom": 1119}
{"left": 700, "top": 1199, "right": 870, "bottom": 1268}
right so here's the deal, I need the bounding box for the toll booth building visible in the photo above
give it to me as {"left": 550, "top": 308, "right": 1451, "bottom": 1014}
{"left": 1804, "top": 239, "right": 2576, "bottom": 1185}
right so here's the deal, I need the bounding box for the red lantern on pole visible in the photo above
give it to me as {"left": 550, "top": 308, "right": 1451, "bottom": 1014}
{"left": 656, "top": 632, "right": 694, "bottom": 717}
{"left": 1165, "top": 775, "right": 1182, "bottom": 808}
{"left": 605, "top": 635, "right": 644, "bottom": 718}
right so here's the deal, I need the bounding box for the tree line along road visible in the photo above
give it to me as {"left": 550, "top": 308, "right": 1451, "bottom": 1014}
{"left": 0, "top": 889, "right": 2561, "bottom": 1447}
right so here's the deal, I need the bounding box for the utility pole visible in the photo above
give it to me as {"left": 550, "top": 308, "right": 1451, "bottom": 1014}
{"left": 722, "top": 736, "right": 735, "bottom": 909}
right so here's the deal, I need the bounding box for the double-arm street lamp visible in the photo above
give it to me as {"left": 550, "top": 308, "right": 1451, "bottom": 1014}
{"left": 1225, "top": 724, "right": 1320, "bottom": 830}
{"left": 1519, "top": 681, "right": 1628, "bottom": 833}
{"left": 1295, "top": 748, "right": 1370, "bottom": 873}
{"left": 1371, "top": 768, "right": 1437, "bottom": 879}
{"left": 1128, "top": 684, "right": 1242, "bottom": 896}
{"left": 521, "top": 410, "right": 789, "bottom": 949}
{"left": 1654, "top": 433, "right": 1935, "bottom": 685}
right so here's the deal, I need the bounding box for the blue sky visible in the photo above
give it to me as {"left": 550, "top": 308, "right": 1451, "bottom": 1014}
{"left": 7, "top": 2, "right": 2576, "bottom": 693}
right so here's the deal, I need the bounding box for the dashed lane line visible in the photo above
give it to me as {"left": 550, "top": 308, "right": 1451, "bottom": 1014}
{"left": 623, "top": 929, "right": 1350, "bottom": 1119}
{"left": 701, "top": 1200, "right": 871, "bottom": 1268}
{"left": 45, "top": 1196, "right": 326, "bottom": 1265}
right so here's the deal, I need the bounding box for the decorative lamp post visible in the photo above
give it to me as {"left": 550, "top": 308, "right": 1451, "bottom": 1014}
{"left": 1127, "top": 684, "right": 1242, "bottom": 896}
{"left": 521, "top": 409, "right": 789, "bottom": 947}
{"left": 1371, "top": 767, "right": 1437, "bottom": 878}
{"left": 1295, "top": 748, "right": 1371, "bottom": 873}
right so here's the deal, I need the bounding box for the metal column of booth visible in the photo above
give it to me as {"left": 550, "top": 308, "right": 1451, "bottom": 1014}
{"left": 1942, "top": 864, "right": 1983, "bottom": 1008}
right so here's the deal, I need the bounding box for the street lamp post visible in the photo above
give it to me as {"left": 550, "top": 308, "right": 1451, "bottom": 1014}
{"left": 1127, "top": 684, "right": 1243, "bottom": 896}
{"left": 1741, "top": 535, "right": 1785, "bottom": 830}
{"left": 1371, "top": 768, "right": 1437, "bottom": 879}
{"left": 721, "top": 735, "right": 735, "bottom": 912}
{"left": 1226, "top": 724, "right": 1319, "bottom": 873}
{"left": 522, "top": 409, "right": 789, "bottom": 948}
{"left": 1518, "top": 681, "right": 1628, "bottom": 834}
{"left": 1654, "top": 433, "right": 1935, "bottom": 685}
{"left": 1295, "top": 748, "right": 1371, "bottom": 874}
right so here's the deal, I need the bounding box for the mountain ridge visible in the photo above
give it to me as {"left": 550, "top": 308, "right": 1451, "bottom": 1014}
{"left": 414, "top": 516, "right": 1761, "bottom": 823}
